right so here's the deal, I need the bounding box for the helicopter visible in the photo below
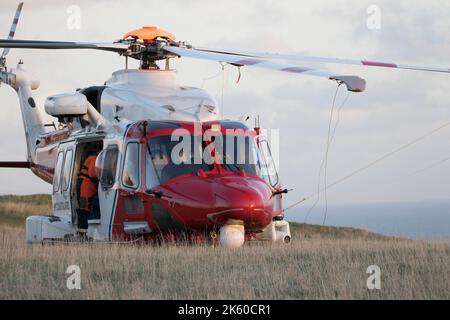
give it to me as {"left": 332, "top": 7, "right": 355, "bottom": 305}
{"left": 0, "top": 3, "right": 449, "bottom": 247}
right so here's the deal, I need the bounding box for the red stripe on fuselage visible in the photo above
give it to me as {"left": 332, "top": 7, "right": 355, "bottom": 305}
{"left": 40, "top": 129, "right": 71, "bottom": 147}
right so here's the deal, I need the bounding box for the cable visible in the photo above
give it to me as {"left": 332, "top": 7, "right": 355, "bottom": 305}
{"left": 285, "top": 120, "right": 450, "bottom": 213}
{"left": 330, "top": 92, "right": 350, "bottom": 145}
{"left": 399, "top": 155, "right": 450, "bottom": 179}
{"left": 201, "top": 63, "right": 228, "bottom": 117}
{"left": 364, "top": 154, "right": 450, "bottom": 191}
{"left": 304, "top": 84, "right": 347, "bottom": 224}
{"left": 303, "top": 85, "right": 339, "bottom": 222}
{"left": 220, "top": 62, "right": 226, "bottom": 117}
{"left": 201, "top": 69, "right": 223, "bottom": 88}
{"left": 322, "top": 90, "right": 350, "bottom": 225}
{"left": 321, "top": 85, "right": 340, "bottom": 225}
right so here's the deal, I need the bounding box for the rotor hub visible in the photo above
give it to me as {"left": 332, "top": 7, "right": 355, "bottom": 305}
{"left": 120, "top": 26, "right": 179, "bottom": 69}
{"left": 123, "top": 26, "right": 175, "bottom": 43}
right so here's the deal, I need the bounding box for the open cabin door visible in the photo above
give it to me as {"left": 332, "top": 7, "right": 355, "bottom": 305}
{"left": 52, "top": 141, "right": 76, "bottom": 220}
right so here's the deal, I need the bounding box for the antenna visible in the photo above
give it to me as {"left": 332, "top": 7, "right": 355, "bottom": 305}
{"left": 1, "top": 2, "right": 24, "bottom": 71}
{"left": 254, "top": 115, "right": 261, "bottom": 135}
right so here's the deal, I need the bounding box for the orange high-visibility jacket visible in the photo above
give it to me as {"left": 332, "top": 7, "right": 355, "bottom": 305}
{"left": 80, "top": 155, "right": 98, "bottom": 199}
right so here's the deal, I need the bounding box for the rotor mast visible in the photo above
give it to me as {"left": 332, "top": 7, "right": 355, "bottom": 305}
{"left": 121, "top": 26, "right": 178, "bottom": 70}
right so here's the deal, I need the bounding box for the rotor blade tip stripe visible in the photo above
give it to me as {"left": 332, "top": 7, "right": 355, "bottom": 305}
{"left": 281, "top": 66, "right": 311, "bottom": 73}
{"left": 362, "top": 60, "right": 397, "bottom": 68}
{"left": 234, "top": 58, "right": 264, "bottom": 66}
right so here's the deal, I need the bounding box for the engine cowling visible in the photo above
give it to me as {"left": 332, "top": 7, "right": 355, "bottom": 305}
{"left": 44, "top": 92, "right": 88, "bottom": 117}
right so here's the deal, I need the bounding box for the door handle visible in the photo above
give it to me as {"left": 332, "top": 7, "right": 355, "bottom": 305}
{"left": 122, "top": 192, "right": 134, "bottom": 198}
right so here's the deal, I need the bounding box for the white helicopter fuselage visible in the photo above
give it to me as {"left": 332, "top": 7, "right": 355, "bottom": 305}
{"left": 3, "top": 64, "right": 289, "bottom": 245}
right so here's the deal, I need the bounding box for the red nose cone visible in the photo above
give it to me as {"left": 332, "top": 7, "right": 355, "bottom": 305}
{"left": 160, "top": 174, "right": 274, "bottom": 230}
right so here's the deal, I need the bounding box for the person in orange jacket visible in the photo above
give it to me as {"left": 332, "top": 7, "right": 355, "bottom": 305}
{"left": 77, "top": 152, "right": 99, "bottom": 237}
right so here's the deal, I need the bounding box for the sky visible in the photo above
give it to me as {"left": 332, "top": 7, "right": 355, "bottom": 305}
{"left": 0, "top": 0, "right": 449, "bottom": 221}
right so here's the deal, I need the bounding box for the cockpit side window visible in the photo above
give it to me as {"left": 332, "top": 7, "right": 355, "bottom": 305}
{"left": 258, "top": 139, "right": 279, "bottom": 187}
{"left": 146, "top": 146, "right": 159, "bottom": 190}
{"left": 122, "top": 142, "right": 140, "bottom": 189}
{"left": 96, "top": 144, "right": 119, "bottom": 189}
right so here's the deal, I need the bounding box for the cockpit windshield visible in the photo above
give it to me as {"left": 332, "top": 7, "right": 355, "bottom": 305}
{"left": 146, "top": 129, "right": 279, "bottom": 186}
{"left": 211, "top": 135, "right": 258, "bottom": 175}
{"left": 147, "top": 135, "right": 213, "bottom": 184}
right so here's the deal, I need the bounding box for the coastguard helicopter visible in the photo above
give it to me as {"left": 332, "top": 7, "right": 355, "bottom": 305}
{"left": 0, "top": 3, "right": 449, "bottom": 247}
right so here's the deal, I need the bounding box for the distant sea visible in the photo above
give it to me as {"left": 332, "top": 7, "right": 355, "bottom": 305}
{"left": 288, "top": 200, "right": 450, "bottom": 240}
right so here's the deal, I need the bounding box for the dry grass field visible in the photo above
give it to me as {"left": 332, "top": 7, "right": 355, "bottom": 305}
{"left": 0, "top": 194, "right": 52, "bottom": 226}
{"left": 0, "top": 195, "right": 449, "bottom": 299}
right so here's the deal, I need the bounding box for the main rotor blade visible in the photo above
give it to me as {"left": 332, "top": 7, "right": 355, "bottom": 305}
{"left": 1, "top": 2, "right": 24, "bottom": 58}
{"left": 196, "top": 47, "right": 450, "bottom": 74}
{"left": 0, "top": 161, "right": 30, "bottom": 168}
{"left": 163, "top": 46, "right": 365, "bottom": 92}
{"left": 0, "top": 39, "right": 128, "bottom": 53}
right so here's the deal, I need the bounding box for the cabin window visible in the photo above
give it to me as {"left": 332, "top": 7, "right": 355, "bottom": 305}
{"left": 258, "top": 140, "right": 279, "bottom": 187}
{"left": 61, "top": 149, "right": 73, "bottom": 191}
{"left": 53, "top": 151, "right": 64, "bottom": 192}
{"left": 122, "top": 142, "right": 140, "bottom": 189}
{"left": 96, "top": 144, "right": 119, "bottom": 189}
